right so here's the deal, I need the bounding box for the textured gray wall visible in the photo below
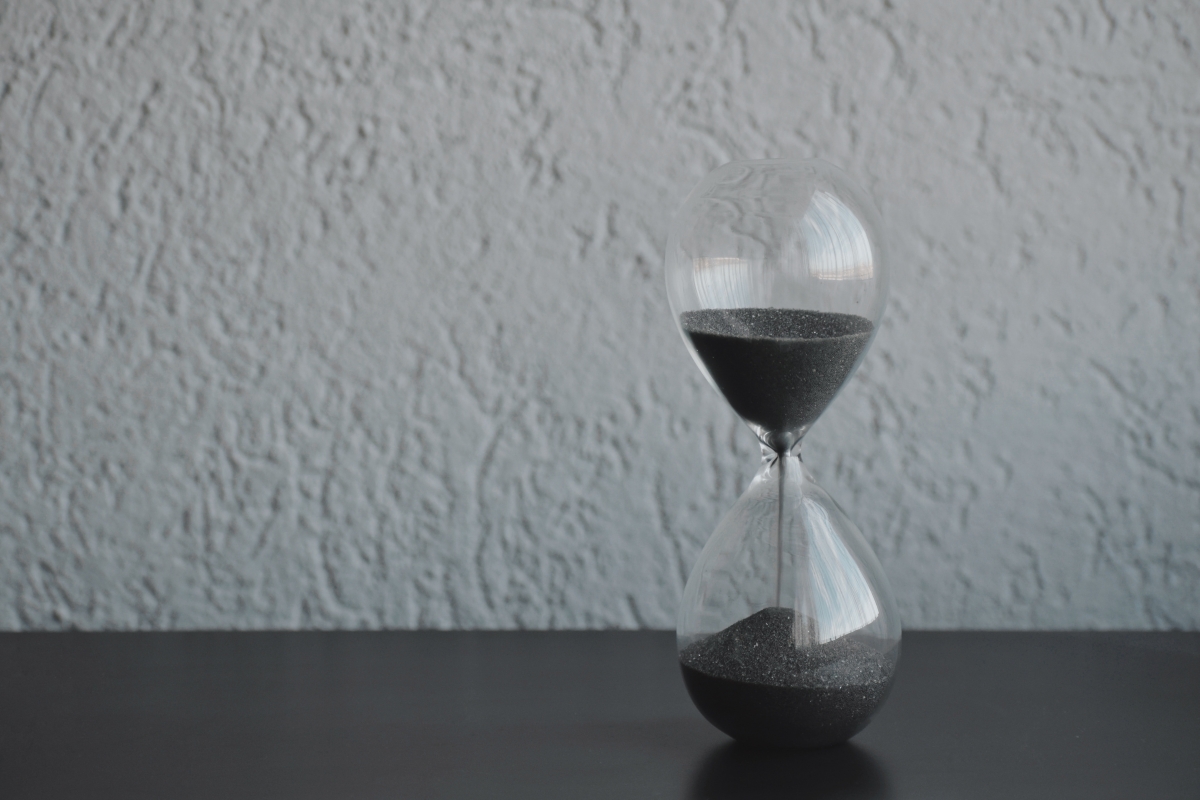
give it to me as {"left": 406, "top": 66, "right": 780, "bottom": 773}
{"left": 1, "top": 1, "right": 1198, "bottom": 630}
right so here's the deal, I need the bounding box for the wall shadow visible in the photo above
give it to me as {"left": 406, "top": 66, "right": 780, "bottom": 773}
{"left": 685, "top": 740, "right": 890, "bottom": 800}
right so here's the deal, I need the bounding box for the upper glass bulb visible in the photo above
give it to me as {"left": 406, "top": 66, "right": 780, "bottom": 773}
{"left": 665, "top": 158, "right": 888, "bottom": 452}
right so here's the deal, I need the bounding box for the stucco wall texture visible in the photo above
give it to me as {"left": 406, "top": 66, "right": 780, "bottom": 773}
{"left": 1, "top": 1, "right": 1198, "bottom": 630}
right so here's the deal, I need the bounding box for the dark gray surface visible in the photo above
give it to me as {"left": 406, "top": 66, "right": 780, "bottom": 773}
{"left": 0, "top": 631, "right": 1197, "bottom": 799}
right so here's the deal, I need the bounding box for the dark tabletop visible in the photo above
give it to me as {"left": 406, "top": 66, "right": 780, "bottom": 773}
{"left": 0, "top": 630, "right": 1197, "bottom": 799}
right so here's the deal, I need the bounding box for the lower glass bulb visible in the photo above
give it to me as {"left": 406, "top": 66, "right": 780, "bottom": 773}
{"left": 676, "top": 448, "right": 901, "bottom": 748}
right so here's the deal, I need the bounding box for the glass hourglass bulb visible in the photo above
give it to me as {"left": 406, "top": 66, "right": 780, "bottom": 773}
{"left": 665, "top": 159, "right": 900, "bottom": 748}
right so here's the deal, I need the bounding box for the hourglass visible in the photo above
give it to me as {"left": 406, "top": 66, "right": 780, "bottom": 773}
{"left": 666, "top": 159, "right": 900, "bottom": 749}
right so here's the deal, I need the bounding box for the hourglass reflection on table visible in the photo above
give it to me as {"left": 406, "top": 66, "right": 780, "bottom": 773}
{"left": 666, "top": 159, "right": 900, "bottom": 749}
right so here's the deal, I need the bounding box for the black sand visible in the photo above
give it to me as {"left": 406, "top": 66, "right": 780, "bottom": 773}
{"left": 680, "top": 607, "right": 896, "bottom": 748}
{"left": 680, "top": 308, "right": 873, "bottom": 441}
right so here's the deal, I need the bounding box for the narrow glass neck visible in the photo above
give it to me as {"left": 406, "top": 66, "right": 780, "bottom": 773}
{"left": 760, "top": 439, "right": 803, "bottom": 462}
